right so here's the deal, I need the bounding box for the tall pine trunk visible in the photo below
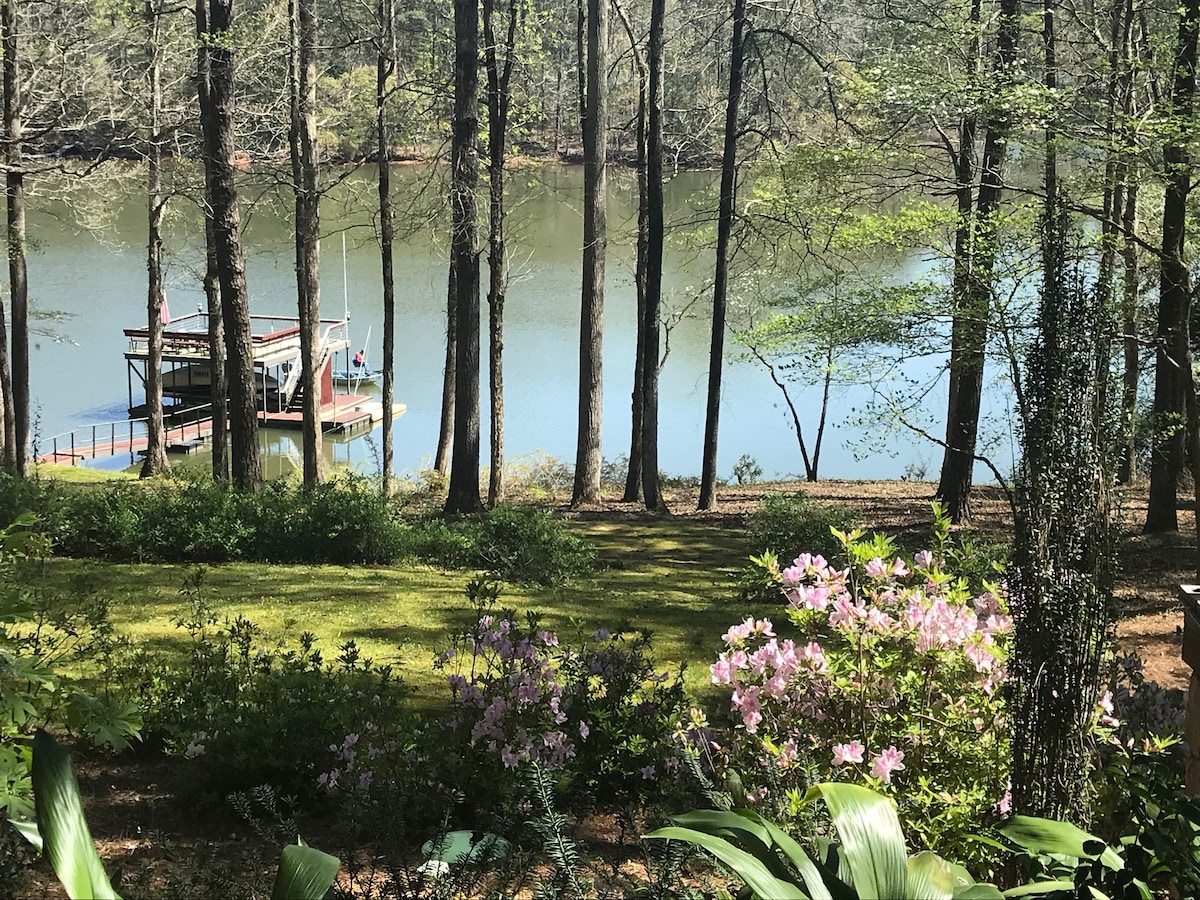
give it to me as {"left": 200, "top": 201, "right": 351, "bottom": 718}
{"left": 377, "top": 0, "right": 396, "bottom": 495}
{"left": 434, "top": 257, "right": 456, "bottom": 476}
{"left": 640, "top": 0, "right": 665, "bottom": 511}
{"left": 571, "top": 0, "right": 606, "bottom": 506}
{"left": 699, "top": 0, "right": 746, "bottom": 510}
{"left": 3, "top": 0, "right": 28, "bottom": 477}
{"left": 444, "top": 0, "right": 483, "bottom": 514}
{"left": 201, "top": 0, "right": 260, "bottom": 492}
{"left": 290, "top": 0, "right": 324, "bottom": 487}
{"left": 141, "top": 0, "right": 169, "bottom": 478}
{"left": 1146, "top": 0, "right": 1198, "bottom": 533}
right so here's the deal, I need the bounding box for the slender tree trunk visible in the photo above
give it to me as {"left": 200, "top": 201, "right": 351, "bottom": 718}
{"left": 640, "top": 0, "right": 665, "bottom": 512}
{"left": 612, "top": 0, "right": 645, "bottom": 503}
{"left": 3, "top": 0, "right": 28, "bottom": 476}
{"left": 483, "top": 0, "right": 518, "bottom": 507}
{"left": 444, "top": 0, "right": 483, "bottom": 514}
{"left": 1146, "top": 0, "right": 1198, "bottom": 533}
{"left": 290, "top": 0, "right": 323, "bottom": 487}
{"left": 434, "top": 256, "right": 456, "bottom": 476}
{"left": 571, "top": 0, "right": 606, "bottom": 505}
{"left": 936, "top": 0, "right": 1016, "bottom": 523}
{"left": 197, "top": 0, "right": 227, "bottom": 482}
{"left": 141, "top": 0, "right": 170, "bottom": 478}
{"left": 0, "top": 289, "right": 11, "bottom": 468}
{"left": 699, "top": 0, "right": 746, "bottom": 510}
{"left": 377, "top": 0, "right": 396, "bottom": 495}
{"left": 201, "top": 0, "right": 260, "bottom": 492}
{"left": 1118, "top": 179, "right": 1139, "bottom": 484}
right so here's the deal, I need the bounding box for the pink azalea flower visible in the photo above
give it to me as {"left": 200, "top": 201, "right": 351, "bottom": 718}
{"left": 914, "top": 550, "right": 933, "bottom": 569}
{"left": 865, "top": 557, "right": 888, "bottom": 578}
{"left": 889, "top": 558, "right": 911, "bottom": 577}
{"left": 832, "top": 741, "right": 865, "bottom": 765}
{"left": 870, "top": 746, "right": 906, "bottom": 784}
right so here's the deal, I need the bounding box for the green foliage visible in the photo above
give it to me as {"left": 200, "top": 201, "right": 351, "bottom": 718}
{"left": 648, "top": 782, "right": 1002, "bottom": 899}
{"left": 732, "top": 454, "right": 763, "bottom": 485}
{"left": 123, "top": 571, "right": 408, "bottom": 803}
{"left": 24, "top": 730, "right": 339, "bottom": 900}
{"left": 999, "top": 814, "right": 1151, "bottom": 899}
{"left": 746, "top": 492, "right": 860, "bottom": 564}
{"left": 476, "top": 504, "right": 595, "bottom": 586}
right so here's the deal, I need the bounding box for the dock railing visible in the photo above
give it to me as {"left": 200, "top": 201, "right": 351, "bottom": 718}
{"left": 41, "top": 404, "right": 215, "bottom": 464}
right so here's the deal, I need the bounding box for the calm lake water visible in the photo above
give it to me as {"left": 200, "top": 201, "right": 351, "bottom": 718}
{"left": 26, "top": 164, "right": 989, "bottom": 484}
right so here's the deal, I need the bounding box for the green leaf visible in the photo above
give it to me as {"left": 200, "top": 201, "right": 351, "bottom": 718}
{"left": 760, "top": 817, "right": 834, "bottom": 900}
{"left": 271, "top": 842, "right": 340, "bottom": 900}
{"left": 999, "top": 817, "right": 1124, "bottom": 871}
{"left": 646, "top": 826, "right": 809, "bottom": 899}
{"left": 10, "top": 816, "right": 42, "bottom": 851}
{"left": 954, "top": 886, "right": 1006, "bottom": 899}
{"left": 907, "top": 851, "right": 954, "bottom": 899}
{"left": 31, "top": 730, "right": 121, "bottom": 900}
{"left": 672, "top": 809, "right": 773, "bottom": 845}
{"left": 1001, "top": 880, "right": 1079, "bottom": 897}
{"left": 804, "top": 782, "right": 908, "bottom": 899}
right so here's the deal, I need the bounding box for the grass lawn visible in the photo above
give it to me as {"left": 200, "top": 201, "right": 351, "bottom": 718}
{"left": 41, "top": 516, "right": 760, "bottom": 707}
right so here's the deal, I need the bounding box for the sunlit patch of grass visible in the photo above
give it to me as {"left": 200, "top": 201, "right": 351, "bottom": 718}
{"left": 43, "top": 516, "right": 758, "bottom": 710}
{"left": 31, "top": 463, "right": 138, "bottom": 484}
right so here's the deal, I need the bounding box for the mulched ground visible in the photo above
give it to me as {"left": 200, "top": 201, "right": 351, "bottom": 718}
{"left": 12, "top": 478, "right": 1195, "bottom": 898}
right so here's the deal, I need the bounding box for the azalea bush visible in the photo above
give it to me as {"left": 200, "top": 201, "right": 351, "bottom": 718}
{"left": 698, "top": 517, "right": 1011, "bottom": 869}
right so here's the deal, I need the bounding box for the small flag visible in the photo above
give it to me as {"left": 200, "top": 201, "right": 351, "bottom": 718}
{"left": 160, "top": 296, "right": 171, "bottom": 326}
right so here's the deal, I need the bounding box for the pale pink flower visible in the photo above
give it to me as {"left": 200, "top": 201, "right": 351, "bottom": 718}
{"left": 870, "top": 746, "right": 906, "bottom": 784}
{"left": 914, "top": 550, "right": 933, "bottom": 569}
{"left": 832, "top": 741, "right": 865, "bottom": 765}
{"left": 889, "top": 558, "right": 911, "bottom": 577}
{"left": 865, "top": 557, "right": 888, "bottom": 578}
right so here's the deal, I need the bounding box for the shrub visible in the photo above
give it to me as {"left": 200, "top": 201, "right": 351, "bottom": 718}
{"left": 476, "top": 504, "right": 594, "bottom": 585}
{"left": 698, "top": 523, "right": 1011, "bottom": 872}
{"left": 124, "top": 573, "right": 408, "bottom": 804}
{"left": 744, "top": 492, "right": 859, "bottom": 566}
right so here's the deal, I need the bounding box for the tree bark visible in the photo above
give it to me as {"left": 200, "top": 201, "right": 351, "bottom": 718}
{"left": 434, "top": 255, "right": 456, "bottom": 476}
{"left": 936, "top": 0, "right": 1017, "bottom": 523}
{"left": 1146, "top": 0, "right": 1198, "bottom": 533}
{"left": 377, "top": 0, "right": 396, "bottom": 495}
{"left": 196, "top": 0, "right": 227, "bottom": 483}
{"left": 444, "top": 0, "right": 483, "bottom": 514}
{"left": 3, "top": 0, "right": 28, "bottom": 477}
{"left": 1118, "top": 179, "right": 1139, "bottom": 484}
{"left": 640, "top": 0, "right": 665, "bottom": 512}
{"left": 483, "top": 0, "right": 519, "bottom": 507}
{"left": 290, "top": 0, "right": 323, "bottom": 487}
{"left": 141, "top": 0, "right": 169, "bottom": 479}
{"left": 201, "top": 0, "right": 260, "bottom": 492}
{"left": 699, "top": 0, "right": 746, "bottom": 510}
{"left": 571, "top": 0, "right": 606, "bottom": 506}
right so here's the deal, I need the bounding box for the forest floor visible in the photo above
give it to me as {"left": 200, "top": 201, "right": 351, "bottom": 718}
{"left": 13, "top": 478, "right": 1194, "bottom": 898}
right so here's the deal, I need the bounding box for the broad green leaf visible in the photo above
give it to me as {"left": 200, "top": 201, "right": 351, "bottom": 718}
{"left": 271, "top": 842, "right": 340, "bottom": 900}
{"left": 760, "top": 818, "right": 834, "bottom": 900}
{"left": 907, "top": 851, "right": 954, "bottom": 900}
{"left": 10, "top": 816, "right": 42, "bottom": 851}
{"left": 1001, "top": 880, "right": 1078, "bottom": 897}
{"left": 31, "top": 730, "right": 120, "bottom": 900}
{"left": 672, "top": 808, "right": 773, "bottom": 846}
{"left": 999, "top": 817, "right": 1123, "bottom": 871}
{"left": 954, "top": 886, "right": 1006, "bottom": 899}
{"left": 804, "top": 782, "right": 907, "bottom": 899}
{"left": 646, "top": 826, "right": 809, "bottom": 900}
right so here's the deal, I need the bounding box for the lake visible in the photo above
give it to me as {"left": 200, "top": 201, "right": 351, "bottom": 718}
{"left": 26, "top": 163, "right": 986, "bottom": 485}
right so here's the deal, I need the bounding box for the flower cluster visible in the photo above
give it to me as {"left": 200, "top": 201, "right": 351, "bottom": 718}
{"left": 706, "top": 527, "right": 1012, "bottom": 866}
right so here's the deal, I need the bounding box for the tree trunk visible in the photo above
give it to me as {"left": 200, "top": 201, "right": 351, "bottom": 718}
{"left": 377, "top": 0, "right": 396, "bottom": 495}
{"left": 196, "top": 0, "right": 227, "bottom": 483}
{"left": 1118, "top": 179, "right": 1139, "bottom": 484}
{"left": 699, "top": 0, "right": 746, "bottom": 510}
{"left": 201, "top": 0, "right": 260, "bottom": 492}
{"left": 1146, "top": 0, "right": 1198, "bottom": 533}
{"left": 936, "top": 0, "right": 1016, "bottom": 523}
{"left": 483, "top": 0, "right": 518, "bottom": 507}
{"left": 444, "top": 0, "right": 483, "bottom": 514}
{"left": 290, "top": 0, "right": 323, "bottom": 487}
{"left": 434, "top": 255, "right": 456, "bottom": 476}
{"left": 141, "top": 0, "right": 169, "bottom": 479}
{"left": 571, "top": 0, "right": 606, "bottom": 506}
{"left": 3, "top": 0, "right": 28, "bottom": 477}
{"left": 640, "top": 0, "right": 665, "bottom": 512}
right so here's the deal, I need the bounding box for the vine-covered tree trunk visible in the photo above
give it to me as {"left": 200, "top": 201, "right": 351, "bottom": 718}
{"left": 699, "top": 0, "right": 746, "bottom": 510}
{"left": 444, "top": 0, "right": 483, "bottom": 514}
{"left": 1146, "top": 0, "right": 1198, "bottom": 533}
{"left": 377, "top": 0, "right": 396, "bottom": 495}
{"left": 201, "top": 0, "right": 260, "bottom": 492}
{"left": 141, "top": 0, "right": 169, "bottom": 479}
{"left": 3, "top": 0, "right": 28, "bottom": 476}
{"left": 571, "top": 0, "right": 606, "bottom": 506}
{"left": 290, "top": 0, "right": 323, "bottom": 487}
{"left": 640, "top": 0, "right": 664, "bottom": 512}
